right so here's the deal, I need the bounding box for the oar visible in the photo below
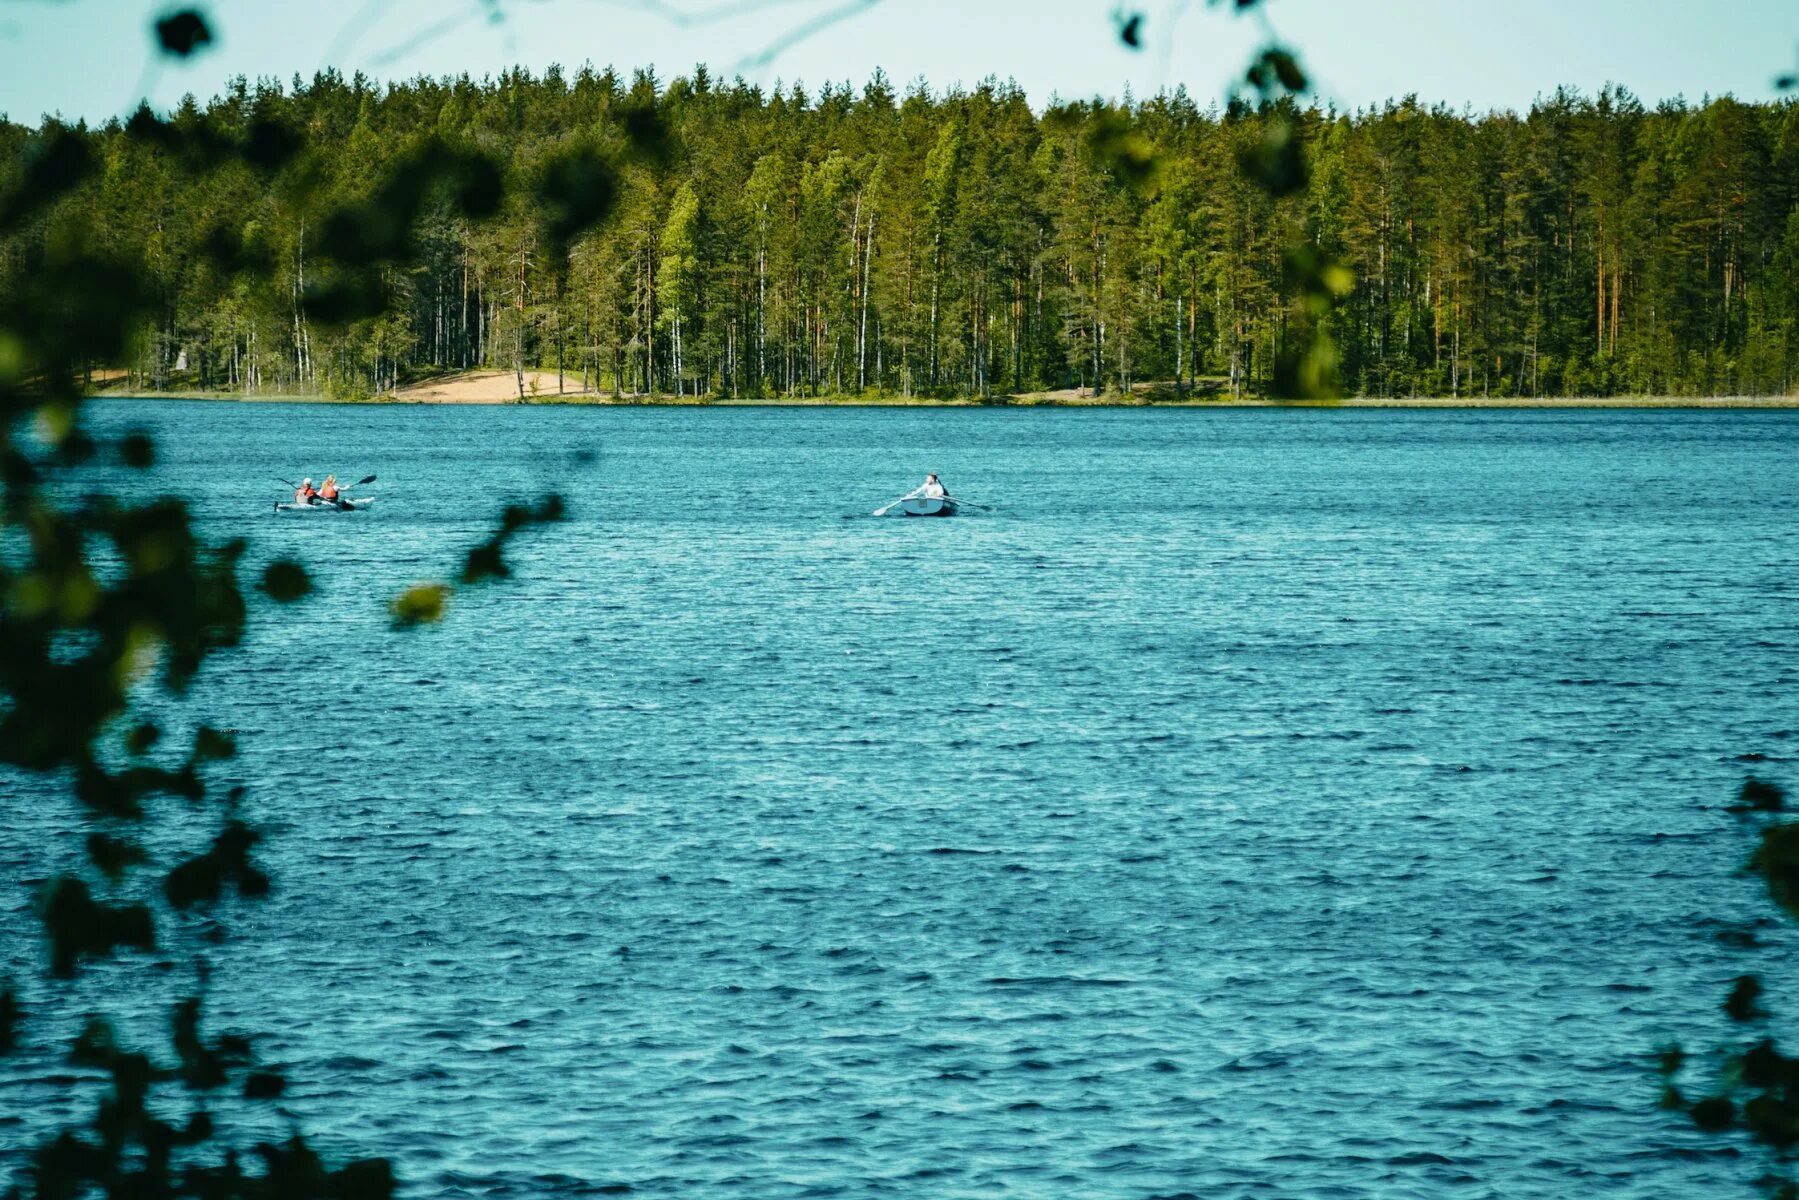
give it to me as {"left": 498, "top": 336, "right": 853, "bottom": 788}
{"left": 325, "top": 476, "right": 376, "bottom": 508}
{"left": 872, "top": 493, "right": 916, "bottom": 517}
{"left": 278, "top": 473, "right": 374, "bottom": 491}
{"left": 945, "top": 496, "right": 990, "bottom": 511}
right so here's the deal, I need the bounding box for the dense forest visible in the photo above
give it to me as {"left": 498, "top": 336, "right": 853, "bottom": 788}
{"left": 3, "top": 66, "right": 1797, "bottom": 399}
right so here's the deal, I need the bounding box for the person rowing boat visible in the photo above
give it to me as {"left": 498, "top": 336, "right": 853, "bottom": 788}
{"left": 872, "top": 473, "right": 959, "bottom": 517}
{"left": 319, "top": 474, "right": 340, "bottom": 502}
{"left": 908, "top": 473, "right": 950, "bottom": 501}
{"left": 293, "top": 478, "right": 318, "bottom": 505}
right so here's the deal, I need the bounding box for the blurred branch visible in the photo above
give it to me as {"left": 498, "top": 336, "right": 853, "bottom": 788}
{"left": 329, "top": 0, "right": 887, "bottom": 85}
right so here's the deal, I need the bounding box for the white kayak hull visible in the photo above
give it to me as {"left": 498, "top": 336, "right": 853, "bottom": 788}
{"left": 274, "top": 497, "right": 375, "bottom": 513}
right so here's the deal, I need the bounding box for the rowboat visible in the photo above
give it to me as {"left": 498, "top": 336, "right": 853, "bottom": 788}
{"left": 274, "top": 497, "right": 376, "bottom": 513}
{"left": 899, "top": 497, "right": 957, "bottom": 517}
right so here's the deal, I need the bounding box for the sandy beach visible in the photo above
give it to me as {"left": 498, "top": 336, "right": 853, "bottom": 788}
{"left": 90, "top": 371, "right": 1799, "bottom": 409}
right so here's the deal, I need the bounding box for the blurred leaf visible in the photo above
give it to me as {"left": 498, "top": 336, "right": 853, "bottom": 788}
{"left": 1272, "top": 335, "right": 1341, "bottom": 401}
{"left": 620, "top": 102, "right": 673, "bottom": 166}
{"left": 42, "top": 877, "right": 155, "bottom": 976}
{"left": 124, "top": 722, "right": 162, "bottom": 755}
{"left": 1246, "top": 48, "right": 1308, "bottom": 94}
{"left": 537, "top": 149, "right": 620, "bottom": 254}
{"left": 242, "top": 117, "right": 300, "bottom": 171}
{"left": 154, "top": 10, "right": 213, "bottom": 57}
{"left": 171, "top": 996, "right": 228, "bottom": 1088}
{"left": 391, "top": 583, "right": 449, "bottom": 628}
{"left": 1750, "top": 823, "right": 1799, "bottom": 920}
{"left": 165, "top": 819, "right": 266, "bottom": 909}
{"left": 0, "top": 985, "right": 18, "bottom": 1055}
{"left": 1085, "top": 109, "right": 1157, "bottom": 189}
{"left": 244, "top": 1070, "right": 286, "bottom": 1099}
{"left": 301, "top": 276, "right": 389, "bottom": 325}
{"left": 1742, "top": 777, "right": 1786, "bottom": 812}
{"left": 85, "top": 832, "right": 148, "bottom": 879}
{"left": 1727, "top": 975, "right": 1767, "bottom": 1021}
{"left": 70, "top": 1015, "right": 118, "bottom": 1066}
{"left": 1236, "top": 115, "right": 1308, "bottom": 197}
{"left": 0, "top": 126, "right": 95, "bottom": 234}
{"left": 1284, "top": 244, "right": 1354, "bottom": 314}
{"left": 333, "top": 1158, "right": 397, "bottom": 1200}
{"left": 121, "top": 432, "right": 156, "bottom": 469}
{"left": 1691, "top": 1095, "right": 1737, "bottom": 1131}
{"left": 260, "top": 560, "right": 311, "bottom": 602}
{"left": 192, "top": 725, "right": 236, "bottom": 762}
{"left": 450, "top": 150, "right": 505, "bottom": 219}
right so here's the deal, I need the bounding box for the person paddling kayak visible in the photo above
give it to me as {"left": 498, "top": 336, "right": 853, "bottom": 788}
{"left": 275, "top": 472, "right": 376, "bottom": 513}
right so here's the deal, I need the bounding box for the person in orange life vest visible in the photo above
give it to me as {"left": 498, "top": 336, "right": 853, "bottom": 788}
{"left": 295, "top": 478, "right": 318, "bottom": 504}
{"left": 319, "top": 475, "right": 340, "bottom": 502}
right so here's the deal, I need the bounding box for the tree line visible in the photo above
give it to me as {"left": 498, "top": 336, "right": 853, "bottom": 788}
{"left": 3, "top": 65, "right": 1796, "bottom": 400}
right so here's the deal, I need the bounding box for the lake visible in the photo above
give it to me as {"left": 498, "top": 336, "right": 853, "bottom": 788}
{"left": 5, "top": 402, "right": 1799, "bottom": 1198}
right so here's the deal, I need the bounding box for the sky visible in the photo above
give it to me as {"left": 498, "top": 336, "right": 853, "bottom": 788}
{"left": 0, "top": 0, "right": 1795, "bottom": 123}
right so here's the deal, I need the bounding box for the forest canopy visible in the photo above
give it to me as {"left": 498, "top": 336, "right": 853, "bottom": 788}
{"left": 2, "top": 66, "right": 1796, "bottom": 400}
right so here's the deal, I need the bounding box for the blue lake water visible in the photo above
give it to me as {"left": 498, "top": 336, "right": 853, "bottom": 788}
{"left": 5, "top": 402, "right": 1799, "bottom": 1198}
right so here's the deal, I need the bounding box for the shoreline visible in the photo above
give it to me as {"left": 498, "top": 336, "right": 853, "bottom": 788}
{"left": 87, "top": 391, "right": 1799, "bottom": 410}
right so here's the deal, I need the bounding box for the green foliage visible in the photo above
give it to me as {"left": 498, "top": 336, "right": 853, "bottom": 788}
{"left": 389, "top": 582, "right": 449, "bottom": 627}
{"left": 9, "top": 70, "right": 1793, "bottom": 402}
{"left": 0, "top": 11, "right": 609, "bottom": 1196}
{"left": 1664, "top": 777, "right": 1799, "bottom": 1192}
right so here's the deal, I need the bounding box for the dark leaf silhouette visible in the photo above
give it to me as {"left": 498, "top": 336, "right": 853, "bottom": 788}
{"left": 536, "top": 149, "right": 620, "bottom": 255}
{"left": 1726, "top": 975, "right": 1767, "bottom": 1021}
{"left": 0, "top": 986, "right": 19, "bottom": 1055}
{"left": 1741, "top": 777, "right": 1787, "bottom": 812}
{"left": 153, "top": 9, "right": 213, "bottom": 57}
{"left": 260, "top": 559, "right": 312, "bottom": 602}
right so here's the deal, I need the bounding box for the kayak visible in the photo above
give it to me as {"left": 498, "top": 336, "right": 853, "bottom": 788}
{"left": 900, "top": 497, "right": 957, "bottom": 517}
{"left": 274, "top": 497, "right": 376, "bottom": 513}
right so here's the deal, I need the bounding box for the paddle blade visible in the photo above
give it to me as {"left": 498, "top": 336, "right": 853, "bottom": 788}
{"left": 355, "top": 474, "right": 377, "bottom": 486}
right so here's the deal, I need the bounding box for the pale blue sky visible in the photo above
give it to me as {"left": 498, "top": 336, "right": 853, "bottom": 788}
{"left": 1, "top": 0, "right": 1794, "bottom": 123}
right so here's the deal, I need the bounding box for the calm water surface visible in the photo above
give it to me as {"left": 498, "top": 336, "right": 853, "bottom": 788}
{"left": 5, "top": 403, "right": 1799, "bottom": 1199}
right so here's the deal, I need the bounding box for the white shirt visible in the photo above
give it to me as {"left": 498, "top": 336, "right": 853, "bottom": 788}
{"left": 921, "top": 480, "right": 946, "bottom": 498}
